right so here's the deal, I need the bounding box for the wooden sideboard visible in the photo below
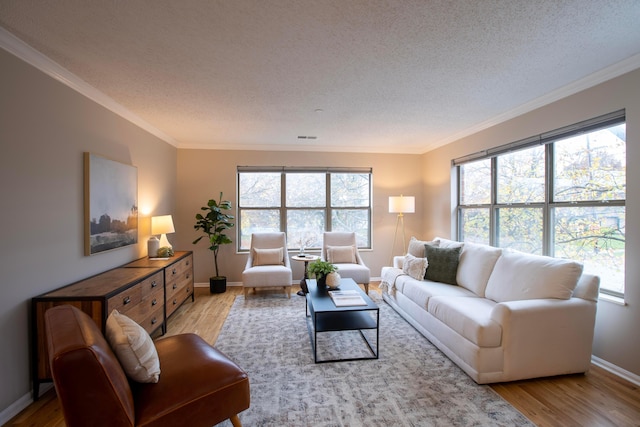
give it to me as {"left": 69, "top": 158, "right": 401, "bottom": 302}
{"left": 31, "top": 251, "right": 194, "bottom": 399}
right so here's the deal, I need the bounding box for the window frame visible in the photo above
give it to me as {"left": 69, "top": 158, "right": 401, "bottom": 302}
{"left": 455, "top": 110, "right": 626, "bottom": 298}
{"left": 237, "top": 166, "right": 373, "bottom": 251}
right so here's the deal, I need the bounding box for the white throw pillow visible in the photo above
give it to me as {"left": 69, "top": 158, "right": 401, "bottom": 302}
{"left": 456, "top": 242, "right": 502, "bottom": 297}
{"left": 407, "top": 237, "right": 438, "bottom": 258}
{"left": 485, "top": 251, "right": 583, "bottom": 302}
{"left": 327, "top": 245, "right": 356, "bottom": 263}
{"left": 105, "top": 310, "right": 160, "bottom": 383}
{"left": 434, "top": 237, "right": 464, "bottom": 249}
{"left": 253, "top": 247, "right": 284, "bottom": 266}
{"left": 402, "top": 254, "right": 429, "bottom": 281}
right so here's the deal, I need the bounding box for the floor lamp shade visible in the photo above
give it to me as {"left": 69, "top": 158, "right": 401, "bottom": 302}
{"left": 152, "top": 215, "right": 175, "bottom": 249}
{"left": 389, "top": 196, "right": 415, "bottom": 214}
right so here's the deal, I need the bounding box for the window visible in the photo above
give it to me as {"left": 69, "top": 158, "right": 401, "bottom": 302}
{"left": 237, "top": 167, "right": 372, "bottom": 251}
{"left": 456, "top": 111, "right": 626, "bottom": 297}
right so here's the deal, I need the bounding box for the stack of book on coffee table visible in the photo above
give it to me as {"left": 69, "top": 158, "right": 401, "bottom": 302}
{"left": 328, "top": 289, "right": 367, "bottom": 307}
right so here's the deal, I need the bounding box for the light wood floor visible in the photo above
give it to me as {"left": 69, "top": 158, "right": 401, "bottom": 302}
{"left": 7, "top": 284, "right": 640, "bottom": 427}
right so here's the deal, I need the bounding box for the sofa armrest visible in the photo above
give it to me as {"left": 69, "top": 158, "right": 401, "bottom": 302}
{"left": 393, "top": 256, "right": 405, "bottom": 269}
{"left": 490, "top": 297, "right": 597, "bottom": 380}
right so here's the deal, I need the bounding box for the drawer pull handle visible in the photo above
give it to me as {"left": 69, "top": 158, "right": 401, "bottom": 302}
{"left": 123, "top": 296, "right": 131, "bottom": 305}
{"left": 186, "top": 287, "right": 190, "bottom": 293}
{"left": 173, "top": 299, "right": 177, "bottom": 305}
{"left": 151, "top": 317, "right": 157, "bottom": 325}
{"left": 173, "top": 284, "right": 177, "bottom": 289}
{"left": 152, "top": 299, "right": 157, "bottom": 306}
{"left": 172, "top": 268, "right": 177, "bottom": 275}
{"left": 186, "top": 260, "right": 190, "bottom": 266}
{"left": 186, "top": 274, "right": 190, "bottom": 279}
{"left": 151, "top": 281, "right": 157, "bottom": 288}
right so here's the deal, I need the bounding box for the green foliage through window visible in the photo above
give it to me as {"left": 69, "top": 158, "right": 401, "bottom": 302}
{"left": 238, "top": 168, "right": 372, "bottom": 251}
{"left": 457, "top": 114, "right": 626, "bottom": 297}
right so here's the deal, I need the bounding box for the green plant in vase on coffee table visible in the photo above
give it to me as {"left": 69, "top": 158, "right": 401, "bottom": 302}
{"left": 307, "top": 259, "right": 337, "bottom": 287}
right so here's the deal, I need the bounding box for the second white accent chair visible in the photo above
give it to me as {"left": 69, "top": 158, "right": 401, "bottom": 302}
{"left": 322, "top": 232, "right": 371, "bottom": 293}
{"left": 242, "top": 232, "right": 293, "bottom": 298}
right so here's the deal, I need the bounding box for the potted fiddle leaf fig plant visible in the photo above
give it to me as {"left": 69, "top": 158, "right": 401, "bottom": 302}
{"left": 307, "top": 259, "right": 337, "bottom": 287}
{"left": 193, "top": 192, "right": 235, "bottom": 293}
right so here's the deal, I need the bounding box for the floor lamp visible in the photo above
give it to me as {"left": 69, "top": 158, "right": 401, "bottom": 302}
{"left": 389, "top": 195, "right": 415, "bottom": 264}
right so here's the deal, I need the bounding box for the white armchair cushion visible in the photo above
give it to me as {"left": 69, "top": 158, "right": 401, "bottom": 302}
{"left": 326, "top": 245, "right": 356, "bottom": 264}
{"left": 253, "top": 247, "right": 284, "bottom": 266}
{"left": 322, "top": 232, "right": 370, "bottom": 286}
{"left": 486, "top": 251, "right": 583, "bottom": 302}
{"left": 242, "top": 232, "right": 292, "bottom": 295}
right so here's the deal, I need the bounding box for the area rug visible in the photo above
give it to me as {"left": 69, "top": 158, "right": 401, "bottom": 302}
{"left": 214, "top": 292, "right": 533, "bottom": 427}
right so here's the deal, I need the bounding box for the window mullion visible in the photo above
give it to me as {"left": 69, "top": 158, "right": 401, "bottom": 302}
{"left": 281, "top": 172, "right": 286, "bottom": 234}
{"left": 325, "top": 173, "right": 331, "bottom": 231}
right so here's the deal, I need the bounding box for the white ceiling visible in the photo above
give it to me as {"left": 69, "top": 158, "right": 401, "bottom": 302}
{"left": 1, "top": 0, "right": 640, "bottom": 154}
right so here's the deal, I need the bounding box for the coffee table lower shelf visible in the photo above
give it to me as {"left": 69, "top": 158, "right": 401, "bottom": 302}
{"left": 305, "top": 303, "right": 379, "bottom": 363}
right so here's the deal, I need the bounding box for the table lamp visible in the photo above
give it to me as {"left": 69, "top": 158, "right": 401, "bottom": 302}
{"left": 151, "top": 214, "right": 175, "bottom": 251}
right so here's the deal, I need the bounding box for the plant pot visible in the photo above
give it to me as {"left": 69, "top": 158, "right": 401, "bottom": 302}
{"left": 316, "top": 275, "right": 327, "bottom": 287}
{"left": 210, "top": 276, "right": 227, "bottom": 294}
{"left": 326, "top": 272, "right": 341, "bottom": 289}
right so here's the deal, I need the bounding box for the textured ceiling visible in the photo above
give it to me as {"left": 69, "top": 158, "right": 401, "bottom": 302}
{"left": 1, "top": 0, "right": 640, "bottom": 154}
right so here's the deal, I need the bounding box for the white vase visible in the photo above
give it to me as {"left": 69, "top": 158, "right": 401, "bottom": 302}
{"left": 326, "top": 272, "right": 341, "bottom": 289}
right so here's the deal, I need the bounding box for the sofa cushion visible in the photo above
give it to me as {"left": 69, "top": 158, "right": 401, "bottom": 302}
{"left": 485, "top": 251, "right": 583, "bottom": 302}
{"left": 401, "top": 279, "right": 477, "bottom": 309}
{"left": 456, "top": 242, "right": 502, "bottom": 297}
{"left": 424, "top": 244, "right": 461, "bottom": 285}
{"left": 106, "top": 310, "right": 161, "bottom": 383}
{"left": 402, "top": 254, "right": 428, "bottom": 280}
{"left": 253, "top": 247, "right": 284, "bottom": 266}
{"left": 435, "top": 237, "right": 464, "bottom": 248}
{"left": 407, "top": 237, "right": 438, "bottom": 257}
{"left": 428, "top": 296, "right": 502, "bottom": 347}
{"left": 326, "top": 245, "right": 356, "bottom": 264}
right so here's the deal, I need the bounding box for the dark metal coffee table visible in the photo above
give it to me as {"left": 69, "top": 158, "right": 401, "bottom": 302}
{"left": 305, "top": 277, "right": 379, "bottom": 363}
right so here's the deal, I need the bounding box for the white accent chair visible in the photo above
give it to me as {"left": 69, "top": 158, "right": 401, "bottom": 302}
{"left": 242, "top": 232, "right": 292, "bottom": 298}
{"left": 322, "top": 232, "right": 370, "bottom": 293}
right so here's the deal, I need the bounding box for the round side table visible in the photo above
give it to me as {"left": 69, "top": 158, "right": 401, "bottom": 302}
{"left": 291, "top": 254, "right": 319, "bottom": 296}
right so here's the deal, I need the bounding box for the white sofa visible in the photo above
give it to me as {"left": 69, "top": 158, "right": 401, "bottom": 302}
{"left": 380, "top": 237, "right": 600, "bottom": 384}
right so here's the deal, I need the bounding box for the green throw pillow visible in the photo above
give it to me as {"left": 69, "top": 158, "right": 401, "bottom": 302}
{"left": 424, "top": 244, "right": 461, "bottom": 285}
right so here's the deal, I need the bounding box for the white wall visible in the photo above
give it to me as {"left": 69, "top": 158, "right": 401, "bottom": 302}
{"left": 0, "top": 48, "right": 178, "bottom": 419}
{"left": 421, "top": 67, "right": 640, "bottom": 377}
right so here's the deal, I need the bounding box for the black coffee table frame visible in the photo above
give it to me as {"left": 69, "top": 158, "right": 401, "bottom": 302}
{"left": 305, "top": 278, "right": 379, "bottom": 363}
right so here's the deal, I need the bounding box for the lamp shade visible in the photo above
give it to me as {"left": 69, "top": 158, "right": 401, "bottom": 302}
{"left": 151, "top": 215, "right": 175, "bottom": 235}
{"left": 389, "top": 196, "right": 415, "bottom": 214}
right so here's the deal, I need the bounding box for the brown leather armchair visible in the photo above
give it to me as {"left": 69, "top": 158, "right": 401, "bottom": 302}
{"left": 45, "top": 305, "right": 250, "bottom": 427}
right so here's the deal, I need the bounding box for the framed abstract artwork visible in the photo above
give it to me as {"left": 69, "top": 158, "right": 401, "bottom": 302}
{"left": 84, "top": 153, "right": 138, "bottom": 255}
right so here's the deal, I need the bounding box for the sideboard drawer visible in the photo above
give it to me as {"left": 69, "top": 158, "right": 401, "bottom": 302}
{"left": 136, "top": 305, "right": 165, "bottom": 332}
{"left": 107, "top": 286, "right": 143, "bottom": 315}
{"left": 32, "top": 251, "right": 194, "bottom": 401}
{"left": 167, "top": 255, "right": 192, "bottom": 282}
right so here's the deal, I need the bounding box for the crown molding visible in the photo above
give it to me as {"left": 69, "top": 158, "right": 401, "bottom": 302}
{"left": 424, "top": 53, "right": 640, "bottom": 154}
{"left": 0, "top": 27, "right": 179, "bottom": 147}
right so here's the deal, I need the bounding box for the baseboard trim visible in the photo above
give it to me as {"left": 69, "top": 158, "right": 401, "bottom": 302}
{"left": 0, "top": 384, "right": 53, "bottom": 426}
{"left": 591, "top": 355, "right": 640, "bottom": 387}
